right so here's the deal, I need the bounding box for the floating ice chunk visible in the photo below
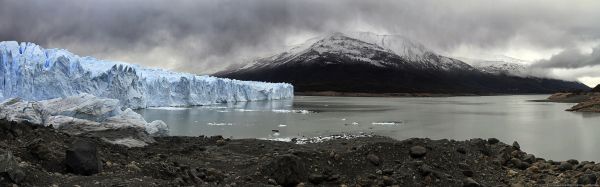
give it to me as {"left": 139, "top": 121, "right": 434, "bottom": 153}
{"left": 371, "top": 121, "right": 403, "bottom": 126}
{"left": 272, "top": 109, "right": 312, "bottom": 114}
{"left": 234, "top": 109, "right": 259, "bottom": 112}
{"left": 207, "top": 122, "right": 233, "bottom": 126}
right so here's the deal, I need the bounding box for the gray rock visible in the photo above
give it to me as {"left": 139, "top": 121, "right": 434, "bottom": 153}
{"left": 262, "top": 154, "right": 307, "bottom": 187}
{"left": 308, "top": 174, "right": 326, "bottom": 184}
{"left": 567, "top": 159, "right": 579, "bottom": 165}
{"left": 558, "top": 162, "right": 573, "bottom": 171}
{"left": 0, "top": 150, "right": 25, "bottom": 183}
{"left": 512, "top": 141, "right": 520, "bottom": 150}
{"left": 577, "top": 174, "right": 597, "bottom": 185}
{"left": 463, "top": 177, "right": 481, "bottom": 187}
{"left": 523, "top": 154, "right": 536, "bottom": 164}
{"left": 382, "top": 169, "right": 394, "bottom": 175}
{"left": 382, "top": 175, "right": 396, "bottom": 186}
{"left": 409, "top": 146, "right": 427, "bottom": 158}
{"left": 419, "top": 164, "right": 434, "bottom": 176}
{"left": 65, "top": 140, "right": 103, "bottom": 175}
{"left": 367, "top": 153, "right": 381, "bottom": 166}
{"left": 487, "top": 138, "right": 500, "bottom": 144}
{"left": 216, "top": 139, "right": 226, "bottom": 146}
{"left": 510, "top": 158, "right": 530, "bottom": 170}
{"left": 462, "top": 170, "right": 474, "bottom": 177}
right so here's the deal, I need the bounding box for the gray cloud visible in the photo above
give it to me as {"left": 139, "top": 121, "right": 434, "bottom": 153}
{"left": 533, "top": 46, "right": 600, "bottom": 69}
{"left": 1, "top": 0, "right": 600, "bottom": 75}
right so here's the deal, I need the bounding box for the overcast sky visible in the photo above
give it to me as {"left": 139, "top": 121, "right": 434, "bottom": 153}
{"left": 2, "top": 0, "right": 600, "bottom": 86}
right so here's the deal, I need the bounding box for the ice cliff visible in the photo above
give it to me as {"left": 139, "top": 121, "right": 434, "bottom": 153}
{"left": 0, "top": 41, "right": 294, "bottom": 109}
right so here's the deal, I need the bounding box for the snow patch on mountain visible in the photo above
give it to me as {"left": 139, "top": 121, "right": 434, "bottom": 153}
{"left": 0, "top": 41, "right": 294, "bottom": 109}
{"left": 456, "top": 56, "right": 530, "bottom": 77}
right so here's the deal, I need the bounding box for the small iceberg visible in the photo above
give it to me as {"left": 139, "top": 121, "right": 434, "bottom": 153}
{"left": 207, "top": 122, "right": 233, "bottom": 126}
{"left": 272, "top": 109, "right": 313, "bottom": 114}
{"left": 371, "top": 121, "right": 404, "bottom": 126}
{"left": 234, "top": 109, "right": 259, "bottom": 112}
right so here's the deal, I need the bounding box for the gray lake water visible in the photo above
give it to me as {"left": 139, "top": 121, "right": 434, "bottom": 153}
{"left": 137, "top": 95, "right": 600, "bottom": 161}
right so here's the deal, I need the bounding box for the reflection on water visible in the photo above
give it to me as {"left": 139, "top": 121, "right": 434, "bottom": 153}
{"left": 137, "top": 95, "right": 600, "bottom": 161}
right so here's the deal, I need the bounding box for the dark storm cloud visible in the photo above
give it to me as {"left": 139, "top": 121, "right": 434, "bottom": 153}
{"left": 1, "top": 0, "right": 600, "bottom": 74}
{"left": 533, "top": 46, "right": 600, "bottom": 69}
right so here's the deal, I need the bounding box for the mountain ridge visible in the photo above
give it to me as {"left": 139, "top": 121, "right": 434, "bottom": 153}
{"left": 215, "top": 32, "right": 589, "bottom": 94}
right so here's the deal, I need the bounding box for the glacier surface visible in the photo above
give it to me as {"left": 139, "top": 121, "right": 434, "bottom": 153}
{"left": 0, "top": 94, "right": 168, "bottom": 136}
{"left": 0, "top": 41, "right": 294, "bottom": 109}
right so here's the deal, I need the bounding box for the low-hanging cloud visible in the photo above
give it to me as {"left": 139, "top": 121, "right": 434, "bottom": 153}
{"left": 1, "top": 0, "right": 600, "bottom": 76}
{"left": 533, "top": 46, "right": 600, "bottom": 69}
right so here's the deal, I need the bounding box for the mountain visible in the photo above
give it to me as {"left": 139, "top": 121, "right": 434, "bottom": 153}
{"left": 593, "top": 84, "right": 600, "bottom": 92}
{"left": 215, "top": 32, "right": 589, "bottom": 94}
{"left": 0, "top": 41, "right": 293, "bottom": 109}
{"left": 456, "top": 55, "right": 530, "bottom": 77}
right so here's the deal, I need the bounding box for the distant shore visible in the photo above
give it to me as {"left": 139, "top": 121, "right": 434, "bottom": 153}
{"left": 2, "top": 120, "right": 599, "bottom": 186}
{"left": 540, "top": 92, "right": 600, "bottom": 112}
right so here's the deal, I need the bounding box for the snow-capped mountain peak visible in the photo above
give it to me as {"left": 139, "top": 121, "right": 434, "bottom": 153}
{"left": 348, "top": 32, "right": 433, "bottom": 62}
{"left": 310, "top": 32, "right": 391, "bottom": 55}
{"left": 231, "top": 32, "right": 473, "bottom": 72}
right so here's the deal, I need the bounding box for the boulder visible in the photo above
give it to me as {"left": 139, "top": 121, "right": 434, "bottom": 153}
{"left": 409, "top": 146, "right": 427, "bottom": 158}
{"left": 487, "top": 138, "right": 500, "bottom": 144}
{"left": 262, "top": 154, "right": 307, "bottom": 187}
{"left": 577, "top": 174, "right": 598, "bottom": 185}
{"left": 65, "top": 140, "right": 102, "bottom": 175}
{"left": 558, "top": 162, "right": 573, "bottom": 171}
{"left": 0, "top": 150, "right": 25, "bottom": 183}
{"left": 367, "top": 153, "right": 381, "bottom": 166}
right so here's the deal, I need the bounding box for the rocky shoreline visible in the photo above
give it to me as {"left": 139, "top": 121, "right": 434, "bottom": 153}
{"left": 1, "top": 120, "right": 600, "bottom": 186}
{"left": 544, "top": 90, "right": 600, "bottom": 112}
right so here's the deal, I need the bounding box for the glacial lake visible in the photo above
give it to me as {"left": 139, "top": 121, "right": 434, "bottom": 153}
{"left": 137, "top": 95, "right": 600, "bottom": 161}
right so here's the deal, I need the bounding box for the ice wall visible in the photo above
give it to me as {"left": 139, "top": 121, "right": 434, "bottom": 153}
{"left": 0, "top": 41, "right": 294, "bottom": 109}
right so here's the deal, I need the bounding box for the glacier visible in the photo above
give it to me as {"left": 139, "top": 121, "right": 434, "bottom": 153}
{"left": 0, "top": 41, "right": 294, "bottom": 109}
{"left": 0, "top": 94, "right": 168, "bottom": 136}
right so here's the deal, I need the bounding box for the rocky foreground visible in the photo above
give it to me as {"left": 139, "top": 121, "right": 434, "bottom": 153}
{"left": 1, "top": 120, "right": 600, "bottom": 186}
